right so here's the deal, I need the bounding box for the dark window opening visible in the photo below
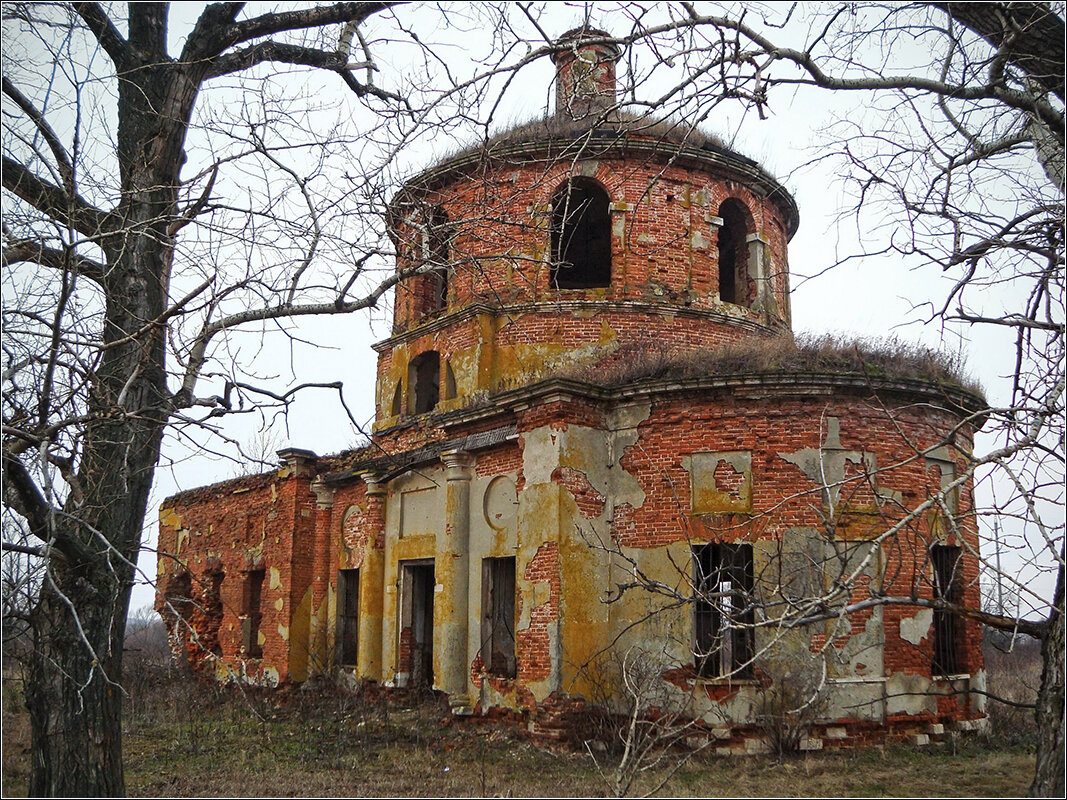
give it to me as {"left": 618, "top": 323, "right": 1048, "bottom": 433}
{"left": 203, "top": 568, "right": 225, "bottom": 656}
{"left": 481, "top": 557, "right": 517, "bottom": 678}
{"left": 551, "top": 178, "right": 611, "bottom": 289}
{"left": 242, "top": 568, "right": 265, "bottom": 658}
{"left": 337, "top": 569, "right": 360, "bottom": 666}
{"left": 693, "top": 543, "right": 754, "bottom": 678}
{"left": 931, "top": 545, "right": 962, "bottom": 676}
{"left": 391, "top": 381, "right": 404, "bottom": 417}
{"left": 408, "top": 351, "right": 440, "bottom": 414}
{"left": 164, "top": 571, "right": 193, "bottom": 620}
{"left": 717, "top": 199, "right": 750, "bottom": 305}
{"left": 399, "top": 561, "right": 435, "bottom": 688}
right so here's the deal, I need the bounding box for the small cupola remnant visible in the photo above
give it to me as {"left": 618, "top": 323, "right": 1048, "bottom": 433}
{"left": 551, "top": 27, "right": 621, "bottom": 121}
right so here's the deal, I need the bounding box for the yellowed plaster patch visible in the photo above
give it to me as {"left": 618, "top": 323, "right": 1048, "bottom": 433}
{"left": 212, "top": 659, "right": 229, "bottom": 682}
{"left": 269, "top": 566, "right": 282, "bottom": 590}
{"left": 160, "top": 506, "right": 183, "bottom": 529}
{"left": 277, "top": 623, "right": 290, "bottom": 641}
{"left": 288, "top": 585, "right": 314, "bottom": 682}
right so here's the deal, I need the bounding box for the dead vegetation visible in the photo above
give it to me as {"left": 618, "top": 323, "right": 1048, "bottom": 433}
{"left": 0, "top": 618, "right": 1038, "bottom": 798}
{"left": 424, "top": 109, "right": 746, "bottom": 171}
{"left": 571, "top": 332, "right": 982, "bottom": 396}
{"left": 982, "top": 628, "right": 1043, "bottom": 748}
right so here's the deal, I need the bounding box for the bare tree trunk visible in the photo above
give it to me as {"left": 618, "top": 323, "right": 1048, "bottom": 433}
{"left": 27, "top": 557, "right": 133, "bottom": 796}
{"left": 23, "top": 8, "right": 176, "bottom": 790}
{"left": 1030, "top": 558, "right": 1065, "bottom": 797}
{"left": 23, "top": 238, "right": 170, "bottom": 793}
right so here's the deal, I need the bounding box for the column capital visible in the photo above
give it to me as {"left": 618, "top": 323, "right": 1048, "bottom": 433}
{"left": 277, "top": 447, "right": 318, "bottom": 478}
{"left": 361, "top": 471, "right": 387, "bottom": 497}
{"left": 309, "top": 477, "right": 335, "bottom": 510}
{"left": 441, "top": 449, "right": 475, "bottom": 479}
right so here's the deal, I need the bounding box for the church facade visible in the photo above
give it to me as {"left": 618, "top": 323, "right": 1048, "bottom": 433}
{"left": 157, "top": 29, "right": 987, "bottom": 748}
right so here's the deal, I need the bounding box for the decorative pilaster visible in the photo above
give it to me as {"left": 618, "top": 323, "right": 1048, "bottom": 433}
{"left": 746, "top": 231, "right": 777, "bottom": 319}
{"left": 360, "top": 473, "right": 388, "bottom": 681}
{"left": 308, "top": 478, "right": 335, "bottom": 676}
{"left": 439, "top": 449, "right": 476, "bottom": 714}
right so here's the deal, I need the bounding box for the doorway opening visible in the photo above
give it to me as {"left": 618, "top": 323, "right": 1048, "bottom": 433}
{"left": 398, "top": 560, "right": 435, "bottom": 689}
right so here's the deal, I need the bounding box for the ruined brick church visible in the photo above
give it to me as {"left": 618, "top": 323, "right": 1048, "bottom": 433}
{"left": 157, "top": 29, "right": 987, "bottom": 747}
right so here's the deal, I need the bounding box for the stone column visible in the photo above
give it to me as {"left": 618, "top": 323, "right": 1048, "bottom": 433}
{"left": 360, "top": 473, "right": 388, "bottom": 681}
{"left": 439, "top": 449, "right": 476, "bottom": 714}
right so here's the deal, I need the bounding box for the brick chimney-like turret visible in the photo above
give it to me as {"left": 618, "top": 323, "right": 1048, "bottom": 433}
{"left": 551, "top": 28, "right": 621, "bottom": 121}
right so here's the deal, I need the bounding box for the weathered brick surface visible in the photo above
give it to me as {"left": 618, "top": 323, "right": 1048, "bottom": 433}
{"left": 157, "top": 39, "right": 986, "bottom": 741}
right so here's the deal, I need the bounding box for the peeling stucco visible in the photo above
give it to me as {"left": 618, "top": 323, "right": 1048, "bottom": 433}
{"left": 899, "top": 608, "right": 934, "bottom": 646}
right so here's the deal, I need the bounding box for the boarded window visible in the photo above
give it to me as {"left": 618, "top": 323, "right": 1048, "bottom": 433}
{"left": 551, "top": 178, "right": 611, "bottom": 289}
{"left": 241, "top": 568, "right": 265, "bottom": 658}
{"left": 337, "top": 569, "right": 360, "bottom": 666}
{"left": 717, "top": 199, "right": 750, "bottom": 305}
{"left": 408, "top": 351, "right": 440, "bottom": 414}
{"left": 481, "top": 557, "right": 517, "bottom": 678}
{"left": 931, "top": 545, "right": 962, "bottom": 676}
{"left": 693, "top": 543, "right": 754, "bottom": 678}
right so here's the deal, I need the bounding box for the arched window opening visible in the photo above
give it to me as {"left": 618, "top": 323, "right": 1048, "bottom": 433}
{"left": 408, "top": 351, "right": 441, "bottom": 414}
{"left": 717, "top": 199, "right": 750, "bottom": 306}
{"left": 551, "top": 178, "right": 611, "bottom": 289}
{"left": 390, "top": 381, "right": 404, "bottom": 417}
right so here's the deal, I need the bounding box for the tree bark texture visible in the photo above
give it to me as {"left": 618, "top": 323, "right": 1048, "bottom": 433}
{"left": 15, "top": 2, "right": 396, "bottom": 793}
{"left": 1029, "top": 558, "right": 1065, "bottom": 797}
{"left": 28, "top": 556, "right": 134, "bottom": 797}
{"left": 24, "top": 4, "right": 179, "bottom": 795}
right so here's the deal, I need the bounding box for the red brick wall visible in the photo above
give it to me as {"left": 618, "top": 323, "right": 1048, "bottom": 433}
{"left": 606, "top": 385, "right": 983, "bottom": 686}
{"left": 157, "top": 468, "right": 315, "bottom": 683}
{"left": 389, "top": 149, "right": 792, "bottom": 334}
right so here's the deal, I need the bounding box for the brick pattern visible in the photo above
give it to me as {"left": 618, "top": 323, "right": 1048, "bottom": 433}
{"left": 156, "top": 470, "right": 315, "bottom": 683}
{"left": 390, "top": 156, "right": 791, "bottom": 333}
{"left": 518, "top": 542, "right": 561, "bottom": 683}
{"left": 158, "top": 80, "right": 985, "bottom": 742}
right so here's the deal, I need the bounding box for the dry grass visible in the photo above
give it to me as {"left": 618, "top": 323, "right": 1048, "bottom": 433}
{"left": 425, "top": 109, "right": 746, "bottom": 174}
{"left": 982, "top": 629, "right": 1043, "bottom": 748}
{"left": 1, "top": 659, "right": 1037, "bottom": 798}
{"left": 571, "top": 332, "right": 982, "bottom": 395}
{"left": 0, "top": 624, "right": 1038, "bottom": 797}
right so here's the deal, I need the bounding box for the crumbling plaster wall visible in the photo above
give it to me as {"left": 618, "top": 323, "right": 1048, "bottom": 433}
{"left": 530, "top": 386, "right": 985, "bottom": 728}
{"left": 159, "top": 375, "right": 984, "bottom": 732}
{"left": 373, "top": 307, "right": 778, "bottom": 431}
